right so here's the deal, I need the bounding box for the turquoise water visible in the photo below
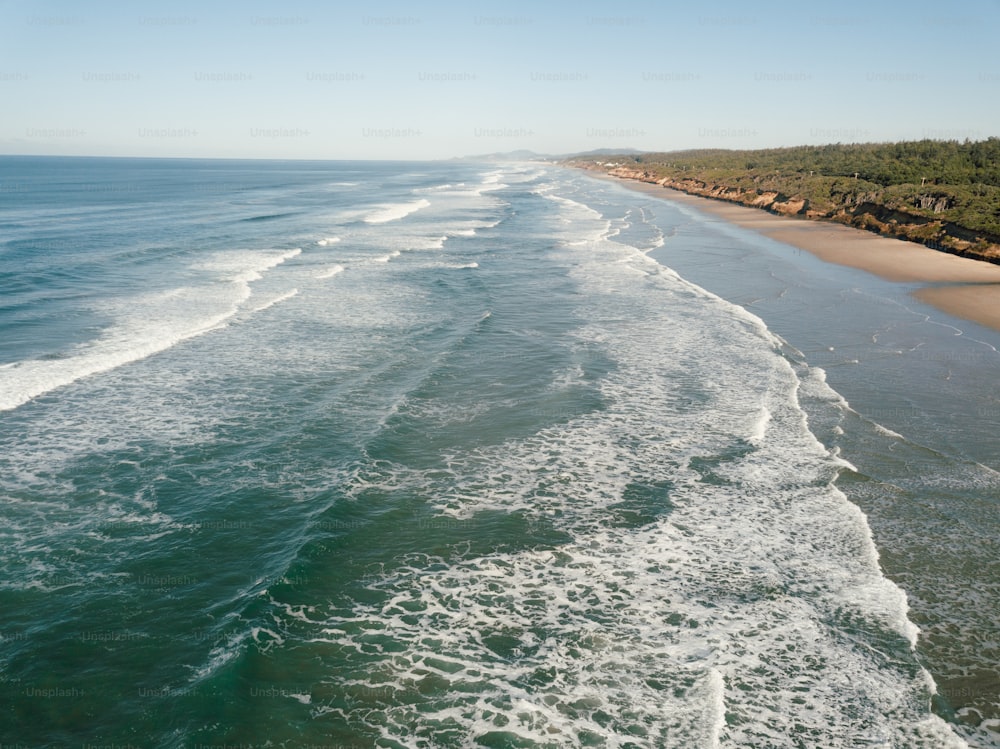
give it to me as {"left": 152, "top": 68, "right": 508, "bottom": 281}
{"left": 0, "top": 157, "right": 996, "bottom": 747}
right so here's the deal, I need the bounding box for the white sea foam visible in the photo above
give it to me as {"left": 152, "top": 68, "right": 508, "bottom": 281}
{"left": 192, "top": 247, "right": 301, "bottom": 277}
{"left": 414, "top": 183, "right": 454, "bottom": 193}
{"left": 473, "top": 173, "right": 510, "bottom": 195}
{"left": 4, "top": 163, "right": 975, "bottom": 747}
{"left": 260, "top": 191, "right": 966, "bottom": 747}
{"left": 364, "top": 198, "right": 430, "bottom": 224}
{"left": 315, "top": 264, "right": 345, "bottom": 280}
{"left": 316, "top": 237, "right": 340, "bottom": 246}
{"left": 0, "top": 248, "right": 300, "bottom": 412}
{"left": 415, "top": 259, "right": 480, "bottom": 271}
{"left": 747, "top": 405, "right": 772, "bottom": 444}
{"left": 543, "top": 362, "right": 582, "bottom": 393}
{"left": 422, "top": 235, "right": 448, "bottom": 250}
{"left": 442, "top": 219, "right": 501, "bottom": 240}
{"left": 873, "top": 422, "right": 906, "bottom": 439}
{"left": 190, "top": 629, "right": 252, "bottom": 682}
{"left": 250, "top": 288, "right": 298, "bottom": 313}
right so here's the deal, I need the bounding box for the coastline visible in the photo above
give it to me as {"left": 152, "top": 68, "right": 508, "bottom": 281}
{"left": 573, "top": 168, "right": 1000, "bottom": 746}
{"left": 586, "top": 170, "right": 1000, "bottom": 333}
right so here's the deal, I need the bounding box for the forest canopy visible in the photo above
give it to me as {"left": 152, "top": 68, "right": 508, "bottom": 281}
{"left": 569, "top": 139, "right": 1000, "bottom": 238}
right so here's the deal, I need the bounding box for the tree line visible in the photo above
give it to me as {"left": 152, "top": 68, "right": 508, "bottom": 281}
{"left": 587, "top": 139, "right": 1000, "bottom": 236}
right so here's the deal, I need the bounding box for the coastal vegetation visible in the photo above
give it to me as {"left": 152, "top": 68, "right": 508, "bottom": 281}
{"left": 566, "top": 139, "right": 1000, "bottom": 263}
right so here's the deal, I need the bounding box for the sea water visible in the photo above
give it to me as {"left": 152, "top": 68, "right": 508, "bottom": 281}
{"left": 0, "top": 156, "right": 996, "bottom": 747}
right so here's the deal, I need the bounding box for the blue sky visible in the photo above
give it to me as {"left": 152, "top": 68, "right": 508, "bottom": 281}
{"left": 2, "top": 0, "right": 998, "bottom": 159}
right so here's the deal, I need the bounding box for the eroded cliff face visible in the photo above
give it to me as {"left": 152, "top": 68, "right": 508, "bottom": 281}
{"left": 593, "top": 166, "right": 1000, "bottom": 264}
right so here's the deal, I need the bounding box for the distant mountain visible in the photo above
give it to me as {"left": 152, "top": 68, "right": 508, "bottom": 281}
{"left": 459, "top": 147, "right": 648, "bottom": 162}
{"left": 456, "top": 149, "right": 547, "bottom": 162}
{"left": 558, "top": 148, "right": 647, "bottom": 159}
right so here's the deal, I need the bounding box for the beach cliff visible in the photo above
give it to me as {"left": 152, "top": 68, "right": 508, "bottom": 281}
{"left": 577, "top": 163, "right": 1000, "bottom": 266}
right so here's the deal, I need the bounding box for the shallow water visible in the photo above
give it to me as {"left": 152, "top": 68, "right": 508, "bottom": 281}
{"left": 0, "top": 157, "right": 994, "bottom": 747}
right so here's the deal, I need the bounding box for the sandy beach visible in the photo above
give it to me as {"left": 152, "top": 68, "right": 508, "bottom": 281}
{"left": 592, "top": 173, "right": 1000, "bottom": 333}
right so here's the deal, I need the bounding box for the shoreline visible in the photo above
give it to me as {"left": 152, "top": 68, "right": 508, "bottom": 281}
{"left": 573, "top": 169, "right": 1000, "bottom": 747}
{"left": 585, "top": 170, "right": 1000, "bottom": 333}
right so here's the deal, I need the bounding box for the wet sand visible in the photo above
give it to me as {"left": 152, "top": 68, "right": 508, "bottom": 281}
{"left": 592, "top": 173, "right": 1000, "bottom": 333}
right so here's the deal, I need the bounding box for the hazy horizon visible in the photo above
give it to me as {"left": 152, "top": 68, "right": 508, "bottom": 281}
{"left": 2, "top": 0, "right": 999, "bottom": 160}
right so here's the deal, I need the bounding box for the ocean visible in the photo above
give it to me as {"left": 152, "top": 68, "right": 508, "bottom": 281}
{"left": 0, "top": 156, "right": 997, "bottom": 748}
